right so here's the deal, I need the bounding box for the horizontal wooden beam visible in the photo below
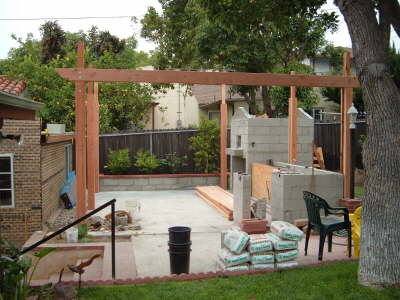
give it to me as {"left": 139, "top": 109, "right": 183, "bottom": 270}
{"left": 56, "top": 68, "right": 360, "bottom": 88}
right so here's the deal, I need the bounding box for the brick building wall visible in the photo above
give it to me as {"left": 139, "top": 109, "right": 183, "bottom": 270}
{"left": 0, "top": 119, "right": 42, "bottom": 245}
{"left": 41, "top": 142, "right": 68, "bottom": 222}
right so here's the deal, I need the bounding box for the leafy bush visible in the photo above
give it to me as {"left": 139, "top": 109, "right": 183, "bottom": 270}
{"left": 106, "top": 149, "right": 132, "bottom": 174}
{"left": 159, "top": 152, "right": 188, "bottom": 174}
{"left": 189, "top": 119, "right": 220, "bottom": 173}
{"left": 134, "top": 150, "right": 160, "bottom": 174}
{"left": 0, "top": 239, "right": 55, "bottom": 300}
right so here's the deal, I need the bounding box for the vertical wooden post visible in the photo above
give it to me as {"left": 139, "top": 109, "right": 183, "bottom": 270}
{"left": 288, "top": 71, "right": 298, "bottom": 164}
{"left": 341, "top": 52, "right": 352, "bottom": 199}
{"left": 75, "top": 41, "right": 87, "bottom": 217}
{"left": 87, "top": 75, "right": 96, "bottom": 210}
{"left": 220, "top": 84, "right": 228, "bottom": 189}
{"left": 93, "top": 83, "right": 100, "bottom": 193}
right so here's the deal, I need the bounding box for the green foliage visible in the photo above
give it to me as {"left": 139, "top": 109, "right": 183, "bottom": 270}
{"left": 141, "top": 0, "right": 338, "bottom": 115}
{"left": 99, "top": 82, "right": 153, "bottom": 131}
{"left": 134, "top": 150, "right": 160, "bottom": 174}
{"left": 87, "top": 26, "right": 126, "bottom": 59}
{"left": 77, "top": 223, "right": 90, "bottom": 242}
{"left": 189, "top": 119, "right": 220, "bottom": 173}
{"left": 1, "top": 24, "right": 154, "bottom": 133}
{"left": 321, "top": 44, "right": 400, "bottom": 113}
{"left": 159, "top": 152, "right": 188, "bottom": 174}
{"left": 106, "top": 149, "right": 132, "bottom": 174}
{"left": 78, "top": 262, "right": 400, "bottom": 300}
{"left": 270, "top": 64, "right": 318, "bottom": 116}
{"left": 40, "top": 21, "right": 66, "bottom": 64}
{"left": 0, "top": 239, "right": 55, "bottom": 300}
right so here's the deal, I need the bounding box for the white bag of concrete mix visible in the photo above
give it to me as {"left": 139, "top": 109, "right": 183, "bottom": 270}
{"left": 251, "top": 264, "right": 275, "bottom": 271}
{"left": 248, "top": 235, "right": 273, "bottom": 254}
{"left": 218, "top": 249, "right": 250, "bottom": 267}
{"left": 271, "top": 221, "right": 304, "bottom": 241}
{"left": 276, "top": 261, "right": 299, "bottom": 269}
{"left": 275, "top": 250, "right": 298, "bottom": 262}
{"left": 216, "top": 259, "right": 249, "bottom": 272}
{"left": 265, "top": 233, "right": 298, "bottom": 251}
{"left": 251, "top": 252, "right": 275, "bottom": 264}
{"left": 224, "top": 230, "right": 249, "bottom": 254}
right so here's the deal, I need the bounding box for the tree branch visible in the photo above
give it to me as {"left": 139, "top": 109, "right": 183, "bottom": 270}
{"left": 386, "top": 0, "right": 400, "bottom": 38}
{"left": 378, "top": 0, "right": 392, "bottom": 51}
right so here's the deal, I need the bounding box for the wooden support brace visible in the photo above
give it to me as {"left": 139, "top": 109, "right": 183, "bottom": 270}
{"left": 288, "top": 71, "right": 298, "bottom": 164}
{"left": 75, "top": 41, "right": 87, "bottom": 218}
{"left": 341, "top": 52, "right": 353, "bottom": 199}
{"left": 87, "top": 78, "right": 95, "bottom": 210}
{"left": 220, "top": 84, "right": 228, "bottom": 190}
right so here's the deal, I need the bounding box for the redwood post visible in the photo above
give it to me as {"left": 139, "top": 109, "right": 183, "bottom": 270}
{"left": 87, "top": 75, "right": 96, "bottom": 209}
{"left": 93, "top": 82, "right": 100, "bottom": 193}
{"left": 288, "top": 71, "right": 298, "bottom": 164}
{"left": 220, "top": 84, "right": 228, "bottom": 189}
{"left": 341, "top": 52, "right": 352, "bottom": 199}
{"left": 75, "top": 41, "right": 87, "bottom": 217}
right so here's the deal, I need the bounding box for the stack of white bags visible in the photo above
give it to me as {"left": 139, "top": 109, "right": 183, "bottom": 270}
{"left": 217, "top": 221, "right": 304, "bottom": 271}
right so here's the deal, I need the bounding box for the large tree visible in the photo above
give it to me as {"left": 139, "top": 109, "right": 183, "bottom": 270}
{"left": 141, "top": 0, "right": 337, "bottom": 115}
{"left": 334, "top": 0, "right": 400, "bottom": 287}
{"left": 2, "top": 23, "right": 154, "bottom": 132}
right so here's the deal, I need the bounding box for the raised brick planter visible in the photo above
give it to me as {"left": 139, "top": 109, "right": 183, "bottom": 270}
{"left": 339, "top": 199, "right": 362, "bottom": 213}
{"left": 100, "top": 173, "right": 220, "bottom": 191}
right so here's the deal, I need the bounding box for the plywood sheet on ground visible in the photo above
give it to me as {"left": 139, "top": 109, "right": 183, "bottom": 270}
{"left": 251, "top": 163, "right": 277, "bottom": 205}
{"left": 196, "top": 186, "right": 233, "bottom": 220}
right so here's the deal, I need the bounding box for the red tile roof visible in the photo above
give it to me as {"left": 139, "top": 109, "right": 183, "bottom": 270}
{"left": 0, "top": 76, "right": 27, "bottom": 96}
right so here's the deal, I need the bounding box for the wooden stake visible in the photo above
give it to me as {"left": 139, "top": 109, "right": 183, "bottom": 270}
{"left": 220, "top": 84, "right": 228, "bottom": 190}
{"left": 342, "top": 52, "right": 352, "bottom": 199}
{"left": 288, "top": 71, "right": 298, "bottom": 164}
{"left": 75, "top": 41, "right": 87, "bottom": 217}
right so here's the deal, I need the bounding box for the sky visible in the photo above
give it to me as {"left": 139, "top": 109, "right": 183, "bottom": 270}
{"left": 0, "top": 0, "right": 399, "bottom": 59}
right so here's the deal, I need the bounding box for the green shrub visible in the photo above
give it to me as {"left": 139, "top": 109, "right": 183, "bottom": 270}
{"left": 134, "top": 150, "right": 160, "bottom": 174}
{"left": 189, "top": 119, "right": 220, "bottom": 173}
{"left": 106, "top": 149, "right": 132, "bottom": 174}
{"left": 159, "top": 152, "right": 188, "bottom": 174}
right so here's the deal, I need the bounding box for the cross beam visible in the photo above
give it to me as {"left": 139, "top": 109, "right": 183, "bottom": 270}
{"left": 56, "top": 68, "right": 359, "bottom": 88}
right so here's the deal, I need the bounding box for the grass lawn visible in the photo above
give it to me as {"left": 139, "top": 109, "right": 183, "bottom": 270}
{"left": 78, "top": 262, "right": 400, "bottom": 300}
{"left": 355, "top": 186, "right": 364, "bottom": 199}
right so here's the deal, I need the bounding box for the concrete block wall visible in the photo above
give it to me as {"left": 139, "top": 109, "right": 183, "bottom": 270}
{"left": 233, "top": 173, "right": 251, "bottom": 224}
{"left": 270, "top": 165, "right": 343, "bottom": 223}
{"left": 100, "top": 175, "right": 220, "bottom": 191}
{"left": 0, "top": 119, "right": 42, "bottom": 245}
{"left": 228, "top": 107, "right": 314, "bottom": 191}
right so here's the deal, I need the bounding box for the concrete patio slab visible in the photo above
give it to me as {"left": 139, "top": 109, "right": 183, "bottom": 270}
{"left": 94, "top": 190, "right": 352, "bottom": 278}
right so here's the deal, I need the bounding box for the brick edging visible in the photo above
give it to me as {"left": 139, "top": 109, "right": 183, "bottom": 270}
{"left": 56, "top": 258, "right": 358, "bottom": 287}
{"left": 100, "top": 173, "right": 220, "bottom": 179}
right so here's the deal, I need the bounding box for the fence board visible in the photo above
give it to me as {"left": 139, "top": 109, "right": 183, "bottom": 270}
{"left": 314, "top": 121, "right": 366, "bottom": 171}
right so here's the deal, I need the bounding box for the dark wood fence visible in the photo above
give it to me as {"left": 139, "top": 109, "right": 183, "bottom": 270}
{"left": 99, "top": 129, "right": 199, "bottom": 174}
{"left": 314, "top": 121, "right": 367, "bottom": 171}
{"left": 99, "top": 123, "right": 366, "bottom": 174}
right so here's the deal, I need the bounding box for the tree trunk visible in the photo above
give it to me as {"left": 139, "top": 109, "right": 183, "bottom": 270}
{"left": 261, "top": 86, "right": 274, "bottom": 117}
{"left": 336, "top": 0, "right": 400, "bottom": 287}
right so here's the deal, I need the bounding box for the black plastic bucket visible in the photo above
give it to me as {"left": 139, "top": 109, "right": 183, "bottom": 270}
{"left": 168, "top": 226, "right": 191, "bottom": 244}
{"left": 169, "top": 249, "right": 191, "bottom": 274}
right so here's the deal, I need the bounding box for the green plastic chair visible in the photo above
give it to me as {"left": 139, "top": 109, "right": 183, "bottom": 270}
{"left": 303, "top": 191, "right": 352, "bottom": 261}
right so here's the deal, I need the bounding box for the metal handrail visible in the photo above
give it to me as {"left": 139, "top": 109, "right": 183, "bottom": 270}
{"left": 21, "top": 198, "right": 117, "bottom": 279}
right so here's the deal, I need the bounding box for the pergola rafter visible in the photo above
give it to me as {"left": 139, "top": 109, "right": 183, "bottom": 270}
{"left": 57, "top": 41, "right": 357, "bottom": 218}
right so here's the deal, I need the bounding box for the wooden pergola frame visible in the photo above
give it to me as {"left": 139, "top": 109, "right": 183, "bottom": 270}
{"left": 57, "top": 41, "right": 359, "bottom": 218}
